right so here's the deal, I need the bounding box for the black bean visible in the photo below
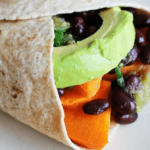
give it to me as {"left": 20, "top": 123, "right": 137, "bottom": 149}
{"left": 122, "top": 8, "right": 150, "bottom": 27}
{"left": 114, "top": 112, "right": 138, "bottom": 124}
{"left": 87, "top": 15, "right": 103, "bottom": 28}
{"left": 62, "top": 13, "right": 76, "bottom": 22}
{"left": 133, "top": 10, "right": 150, "bottom": 27}
{"left": 139, "top": 43, "right": 150, "bottom": 64}
{"left": 108, "top": 68, "right": 116, "bottom": 74}
{"left": 111, "top": 80, "right": 119, "bottom": 90}
{"left": 72, "top": 17, "right": 86, "bottom": 37}
{"left": 135, "top": 29, "right": 146, "bottom": 47}
{"left": 88, "top": 10, "right": 96, "bottom": 18}
{"left": 94, "top": 15, "right": 103, "bottom": 28}
{"left": 112, "top": 88, "right": 136, "bottom": 114}
{"left": 57, "top": 88, "right": 66, "bottom": 97}
{"left": 125, "top": 75, "right": 141, "bottom": 92}
{"left": 87, "top": 25, "right": 98, "bottom": 37}
{"left": 95, "top": 16, "right": 103, "bottom": 28}
{"left": 77, "top": 11, "right": 89, "bottom": 21}
{"left": 111, "top": 81, "right": 133, "bottom": 98}
{"left": 147, "top": 26, "right": 150, "bottom": 42}
{"left": 121, "top": 44, "right": 139, "bottom": 66}
{"left": 83, "top": 99, "right": 110, "bottom": 115}
{"left": 121, "top": 7, "right": 137, "bottom": 15}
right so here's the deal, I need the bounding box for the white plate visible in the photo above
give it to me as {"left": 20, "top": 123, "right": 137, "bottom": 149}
{"left": 1, "top": 0, "right": 150, "bottom": 150}
{"left": 0, "top": 103, "right": 150, "bottom": 150}
{"left": 103, "top": 103, "right": 150, "bottom": 150}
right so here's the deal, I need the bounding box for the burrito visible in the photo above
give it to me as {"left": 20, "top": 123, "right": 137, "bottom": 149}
{"left": 0, "top": 0, "right": 150, "bottom": 150}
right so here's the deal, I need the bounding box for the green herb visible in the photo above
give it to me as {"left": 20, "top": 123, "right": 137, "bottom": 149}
{"left": 125, "top": 53, "right": 132, "bottom": 65}
{"left": 52, "top": 16, "right": 70, "bottom": 31}
{"left": 115, "top": 66, "right": 125, "bottom": 88}
{"left": 69, "top": 86, "right": 73, "bottom": 89}
{"left": 119, "top": 53, "right": 132, "bottom": 67}
{"left": 130, "top": 107, "right": 137, "bottom": 116}
{"left": 62, "top": 33, "right": 75, "bottom": 45}
{"left": 52, "top": 16, "right": 77, "bottom": 46}
{"left": 53, "top": 16, "right": 72, "bottom": 47}
{"left": 72, "top": 34, "right": 83, "bottom": 41}
{"left": 54, "top": 30, "right": 64, "bottom": 47}
{"left": 54, "top": 31, "right": 76, "bottom": 47}
{"left": 124, "top": 87, "right": 128, "bottom": 93}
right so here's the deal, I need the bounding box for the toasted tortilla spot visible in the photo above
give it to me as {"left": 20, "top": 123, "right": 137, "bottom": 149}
{"left": 87, "top": 0, "right": 92, "bottom": 2}
{"left": 27, "top": 34, "right": 38, "bottom": 41}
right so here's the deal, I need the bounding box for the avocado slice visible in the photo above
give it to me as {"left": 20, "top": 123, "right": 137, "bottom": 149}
{"left": 53, "top": 7, "right": 135, "bottom": 88}
{"left": 134, "top": 73, "right": 150, "bottom": 112}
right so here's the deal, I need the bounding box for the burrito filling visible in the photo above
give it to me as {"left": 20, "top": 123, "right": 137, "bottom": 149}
{"left": 53, "top": 7, "right": 135, "bottom": 88}
{"left": 52, "top": 7, "right": 150, "bottom": 150}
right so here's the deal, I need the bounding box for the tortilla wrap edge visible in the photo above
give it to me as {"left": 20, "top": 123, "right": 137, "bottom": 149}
{"left": 0, "top": 0, "right": 149, "bottom": 20}
{"left": 0, "top": 1, "right": 149, "bottom": 150}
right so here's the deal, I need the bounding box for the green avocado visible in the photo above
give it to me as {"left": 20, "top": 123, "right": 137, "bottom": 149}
{"left": 134, "top": 73, "right": 150, "bottom": 112}
{"left": 53, "top": 7, "right": 135, "bottom": 88}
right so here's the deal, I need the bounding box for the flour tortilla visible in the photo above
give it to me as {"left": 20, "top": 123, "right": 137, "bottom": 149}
{"left": 0, "top": 0, "right": 149, "bottom": 20}
{"left": 0, "top": 0, "right": 149, "bottom": 150}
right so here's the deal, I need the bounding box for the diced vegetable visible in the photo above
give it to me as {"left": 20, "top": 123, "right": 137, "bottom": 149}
{"left": 61, "top": 79, "right": 112, "bottom": 149}
{"left": 102, "top": 55, "right": 150, "bottom": 81}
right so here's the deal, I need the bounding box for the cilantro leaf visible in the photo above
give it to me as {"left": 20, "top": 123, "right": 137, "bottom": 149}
{"left": 115, "top": 66, "right": 125, "bottom": 88}
{"left": 69, "top": 86, "right": 73, "bottom": 89}
{"left": 54, "top": 30, "right": 64, "bottom": 47}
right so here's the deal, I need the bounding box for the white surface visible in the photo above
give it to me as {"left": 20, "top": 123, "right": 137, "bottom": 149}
{"left": 0, "top": 103, "right": 150, "bottom": 150}
{"left": 1, "top": 0, "right": 150, "bottom": 150}
{"left": 103, "top": 103, "right": 150, "bottom": 150}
